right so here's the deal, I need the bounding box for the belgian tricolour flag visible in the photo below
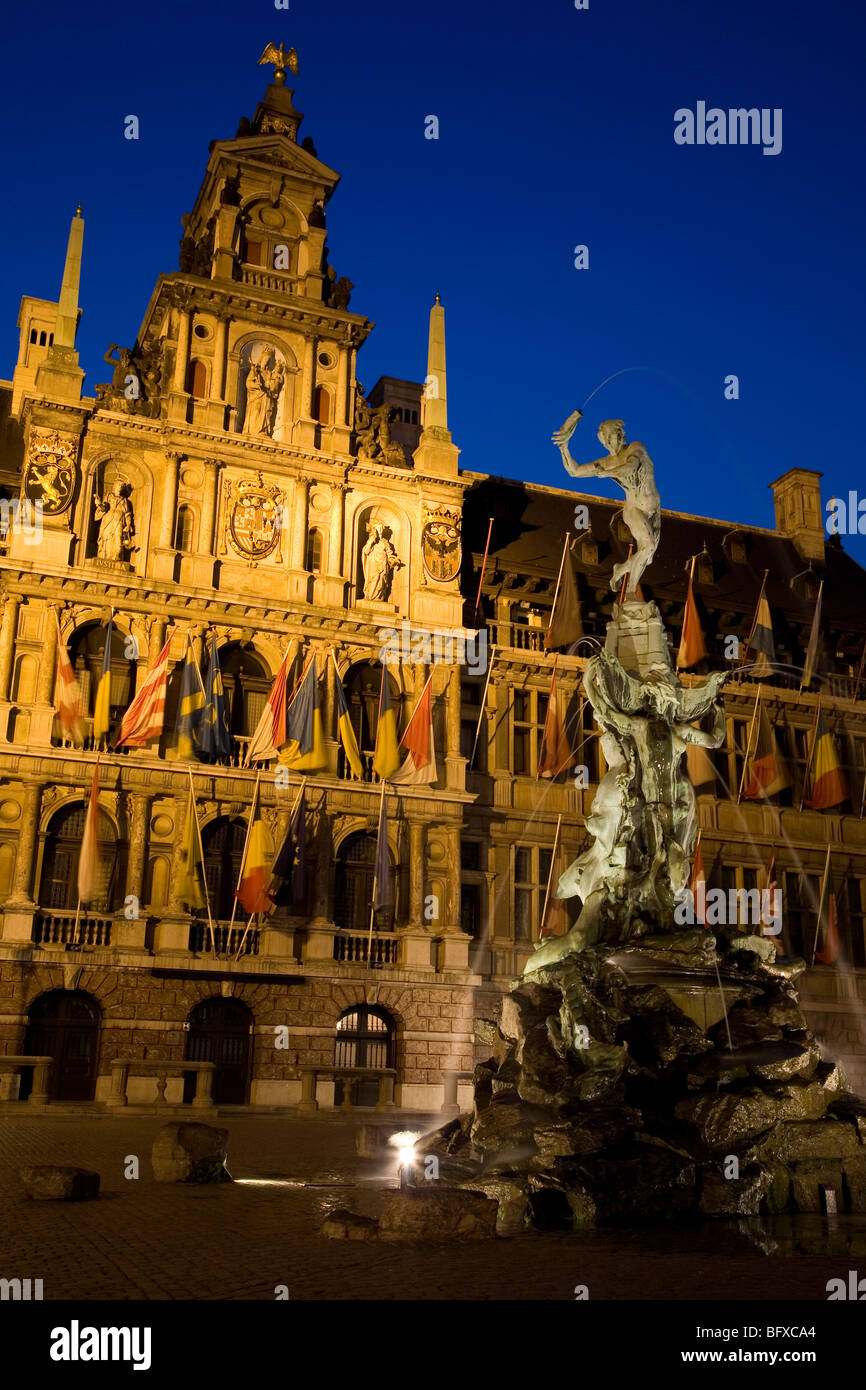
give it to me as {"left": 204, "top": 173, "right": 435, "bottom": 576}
{"left": 743, "top": 706, "right": 791, "bottom": 800}
{"left": 806, "top": 711, "right": 849, "bottom": 810}
{"left": 236, "top": 783, "right": 274, "bottom": 916}
{"left": 747, "top": 596, "right": 776, "bottom": 680}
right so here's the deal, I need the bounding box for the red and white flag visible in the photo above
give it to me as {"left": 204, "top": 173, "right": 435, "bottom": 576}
{"left": 245, "top": 648, "right": 291, "bottom": 764}
{"left": 54, "top": 612, "right": 87, "bottom": 745}
{"left": 77, "top": 760, "right": 102, "bottom": 905}
{"left": 391, "top": 675, "right": 437, "bottom": 786}
{"left": 115, "top": 637, "right": 172, "bottom": 749}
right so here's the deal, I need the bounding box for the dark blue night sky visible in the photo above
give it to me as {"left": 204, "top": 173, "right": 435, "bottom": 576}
{"left": 2, "top": 0, "right": 864, "bottom": 561}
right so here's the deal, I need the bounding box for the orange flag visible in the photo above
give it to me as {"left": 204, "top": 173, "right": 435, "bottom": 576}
{"left": 537, "top": 667, "right": 573, "bottom": 778}
{"left": 54, "top": 612, "right": 87, "bottom": 745}
{"left": 245, "top": 647, "right": 291, "bottom": 764}
{"left": 391, "top": 676, "right": 436, "bottom": 786}
{"left": 677, "top": 559, "right": 706, "bottom": 670}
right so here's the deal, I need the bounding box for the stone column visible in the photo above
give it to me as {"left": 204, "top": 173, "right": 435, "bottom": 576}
{"left": 8, "top": 782, "right": 42, "bottom": 905}
{"left": 0, "top": 595, "right": 20, "bottom": 702}
{"left": 445, "top": 666, "right": 464, "bottom": 790}
{"left": 125, "top": 792, "right": 150, "bottom": 906}
{"left": 291, "top": 475, "right": 309, "bottom": 571}
{"left": 336, "top": 346, "right": 348, "bottom": 427}
{"left": 408, "top": 820, "right": 425, "bottom": 925}
{"left": 159, "top": 452, "right": 183, "bottom": 549}
{"left": 200, "top": 458, "right": 221, "bottom": 555}
{"left": 148, "top": 618, "right": 166, "bottom": 665}
{"left": 444, "top": 824, "right": 461, "bottom": 930}
{"left": 172, "top": 308, "right": 191, "bottom": 392}
{"left": 36, "top": 609, "right": 57, "bottom": 704}
{"left": 323, "top": 481, "right": 347, "bottom": 604}
{"left": 213, "top": 313, "right": 230, "bottom": 400}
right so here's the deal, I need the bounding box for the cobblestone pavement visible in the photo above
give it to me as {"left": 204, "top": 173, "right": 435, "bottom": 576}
{"left": 0, "top": 1113, "right": 862, "bottom": 1301}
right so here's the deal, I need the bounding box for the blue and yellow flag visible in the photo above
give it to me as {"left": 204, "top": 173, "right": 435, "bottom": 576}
{"left": 333, "top": 659, "right": 364, "bottom": 779}
{"left": 93, "top": 615, "right": 113, "bottom": 742}
{"left": 372, "top": 666, "right": 400, "bottom": 781}
{"left": 173, "top": 635, "right": 205, "bottom": 761}
{"left": 199, "top": 636, "right": 232, "bottom": 762}
{"left": 280, "top": 657, "right": 327, "bottom": 771}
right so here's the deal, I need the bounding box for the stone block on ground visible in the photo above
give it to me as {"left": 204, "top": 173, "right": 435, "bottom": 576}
{"left": 320, "top": 1209, "right": 379, "bottom": 1240}
{"left": 151, "top": 1121, "right": 231, "bottom": 1184}
{"left": 20, "top": 1166, "right": 100, "bottom": 1201}
{"left": 379, "top": 1187, "right": 498, "bottom": 1240}
{"left": 459, "top": 1175, "right": 531, "bottom": 1234}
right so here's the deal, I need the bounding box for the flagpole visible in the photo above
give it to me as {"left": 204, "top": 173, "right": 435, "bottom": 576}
{"left": 545, "top": 534, "right": 570, "bottom": 648}
{"left": 226, "top": 767, "right": 262, "bottom": 943}
{"left": 187, "top": 765, "right": 216, "bottom": 956}
{"left": 473, "top": 517, "right": 494, "bottom": 624}
{"left": 469, "top": 645, "right": 497, "bottom": 770}
{"left": 72, "top": 897, "right": 82, "bottom": 949}
{"left": 367, "top": 779, "right": 387, "bottom": 964}
{"left": 539, "top": 814, "right": 562, "bottom": 933}
{"left": 799, "top": 694, "right": 822, "bottom": 812}
{"left": 859, "top": 761, "right": 866, "bottom": 820}
{"left": 810, "top": 843, "right": 833, "bottom": 967}
{"left": 799, "top": 579, "right": 824, "bottom": 692}
{"left": 537, "top": 653, "right": 560, "bottom": 780}
{"left": 854, "top": 638, "right": 866, "bottom": 702}
{"left": 736, "top": 686, "right": 762, "bottom": 803}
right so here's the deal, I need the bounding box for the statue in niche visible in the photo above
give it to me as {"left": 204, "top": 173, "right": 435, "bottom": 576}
{"left": 361, "top": 520, "right": 403, "bottom": 602}
{"left": 93, "top": 481, "right": 135, "bottom": 562}
{"left": 241, "top": 347, "right": 285, "bottom": 437}
{"left": 553, "top": 411, "right": 660, "bottom": 594}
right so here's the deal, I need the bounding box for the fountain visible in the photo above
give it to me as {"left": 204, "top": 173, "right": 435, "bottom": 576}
{"left": 418, "top": 411, "right": 866, "bottom": 1231}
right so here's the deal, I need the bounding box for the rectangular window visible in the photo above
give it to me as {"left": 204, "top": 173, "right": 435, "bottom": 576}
{"left": 512, "top": 690, "right": 546, "bottom": 776}
{"left": 460, "top": 883, "right": 481, "bottom": 937}
{"left": 244, "top": 239, "right": 263, "bottom": 266}
{"left": 460, "top": 840, "right": 481, "bottom": 872}
{"left": 513, "top": 845, "right": 556, "bottom": 942}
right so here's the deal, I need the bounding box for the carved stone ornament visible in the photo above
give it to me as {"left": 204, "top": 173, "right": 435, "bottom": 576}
{"left": 224, "top": 475, "right": 285, "bottom": 562}
{"left": 422, "top": 506, "right": 461, "bottom": 583}
{"left": 23, "top": 430, "right": 77, "bottom": 515}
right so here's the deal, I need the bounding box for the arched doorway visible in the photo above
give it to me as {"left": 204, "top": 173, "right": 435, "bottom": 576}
{"left": 22, "top": 990, "right": 101, "bottom": 1102}
{"left": 183, "top": 997, "right": 253, "bottom": 1105}
{"left": 334, "top": 832, "right": 395, "bottom": 933}
{"left": 39, "top": 802, "right": 119, "bottom": 911}
{"left": 334, "top": 1004, "right": 395, "bottom": 1107}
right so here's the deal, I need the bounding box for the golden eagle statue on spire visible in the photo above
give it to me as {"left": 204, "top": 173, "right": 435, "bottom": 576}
{"left": 258, "top": 43, "right": 299, "bottom": 87}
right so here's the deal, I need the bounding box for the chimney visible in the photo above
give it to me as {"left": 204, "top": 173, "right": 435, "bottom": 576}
{"left": 770, "top": 468, "right": 825, "bottom": 563}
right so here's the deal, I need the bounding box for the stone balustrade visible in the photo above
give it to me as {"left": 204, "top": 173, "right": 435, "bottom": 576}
{"left": 0, "top": 1055, "right": 54, "bottom": 1104}
{"left": 106, "top": 1058, "right": 216, "bottom": 1112}
{"left": 295, "top": 1066, "right": 397, "bottom": 1115}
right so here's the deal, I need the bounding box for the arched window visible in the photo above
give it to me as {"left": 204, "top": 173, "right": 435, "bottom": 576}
{"left": 175, "top": 505, "right": 195, "bottom": 552}
{"left": 40, "top": 803, "right": 119, "bottom": 911}
{"left": 306, "top": 528, "right": 324, "bottom": 573}
{"left": 200, "top": 817, "right": 248, "bottom": 920}
{"left": 339, "top": 662, "right": 400, "bottom": 780}
{"left": 186, "top": 359, "right": 207, "bottom": 398}
{"left": 69, "top": 623, "right": 137, "bottom": 727}
{"left": 334, "top": 832, "right": 394, "bottom": 932}
{"left": 313, "top": 385, "right": 331, "bottom": 424}
{"left": 219, "top": 644, "right": 271, "bottom": 740}
{"left": 335, "top": 1005, "right": 395, "bottom": 1070}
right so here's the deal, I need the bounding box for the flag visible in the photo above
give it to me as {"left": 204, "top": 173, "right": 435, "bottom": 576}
{"left": 372, "top": 790, "right": 393, "bottom": 911}
{"left": 391, "top": 676, "right": 437, "bottom": 786}
{"left": 537, "top": 669, "right": 573, "bottom": 778}
{"left": 77, "top": 760, "right": 102, "bottom": 905}
{"left": 686, "top": 742, "right": 716, "bottom": 791}
{"left": 806, "top": 711, "right": 849, "bottom": 810}
{"left": 271, "top": 787, "right": 307, "bottom": 907}
{"left": 545, "top": 542, "right": 583, "bottom": 650}
{"left": 173, "top": 635, "right": 205, "bottom": 761}
{"left": 677, "top": 566, "right": 706, "bottom": 669}
{"left": 815, "top": 862, "right": 840, "bottom": 965}
{"left": 54, "top": 614, "right": 87, "bottom": 745}
{"left": 280, "top": 656, "right": 327, "bottom": 771}
{"left": 691, "top": 836, "right": 707, "bottom": 927}
{"left": 743, "top": 706, "right": 791, "bottom": 799}
{"left": 801, "top": 583, "right": 823, "bottom": 690}
{"left": 236, "top": 806, "right": 274, "bottom": 916}
{"left": 245, "top": 648, "right": 289, "bottom": 763}
{"left": 115, "top": 636, "right": 172, "bottom": 748}
{"left": 199, "top": 636, "right": 233, "bottom": 762}
{"left": 372, "top": 667, "right": 400, "bottom": 781}
{"left": 175, "top": 788, "right": 205, "bottom": 910}
{"left": 333, "top": 661, "right": 364, "bottom": 779}
{"left": 747, "top": 595, "right": 776, "bottom": 679}
{"left": 93, "top": 615, "right": 114, "bottom": 742}
{"left": 760, "top": 851, "right": 780, "bottom": 938}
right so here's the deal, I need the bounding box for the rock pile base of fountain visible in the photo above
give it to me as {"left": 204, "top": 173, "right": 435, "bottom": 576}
{"left": 418, "top": 930, "right": 866, "bottom": 1233}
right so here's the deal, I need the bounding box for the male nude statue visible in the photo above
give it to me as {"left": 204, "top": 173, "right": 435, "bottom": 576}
{"left": 553, "top": 411, "right": 660, "bottom": 594}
